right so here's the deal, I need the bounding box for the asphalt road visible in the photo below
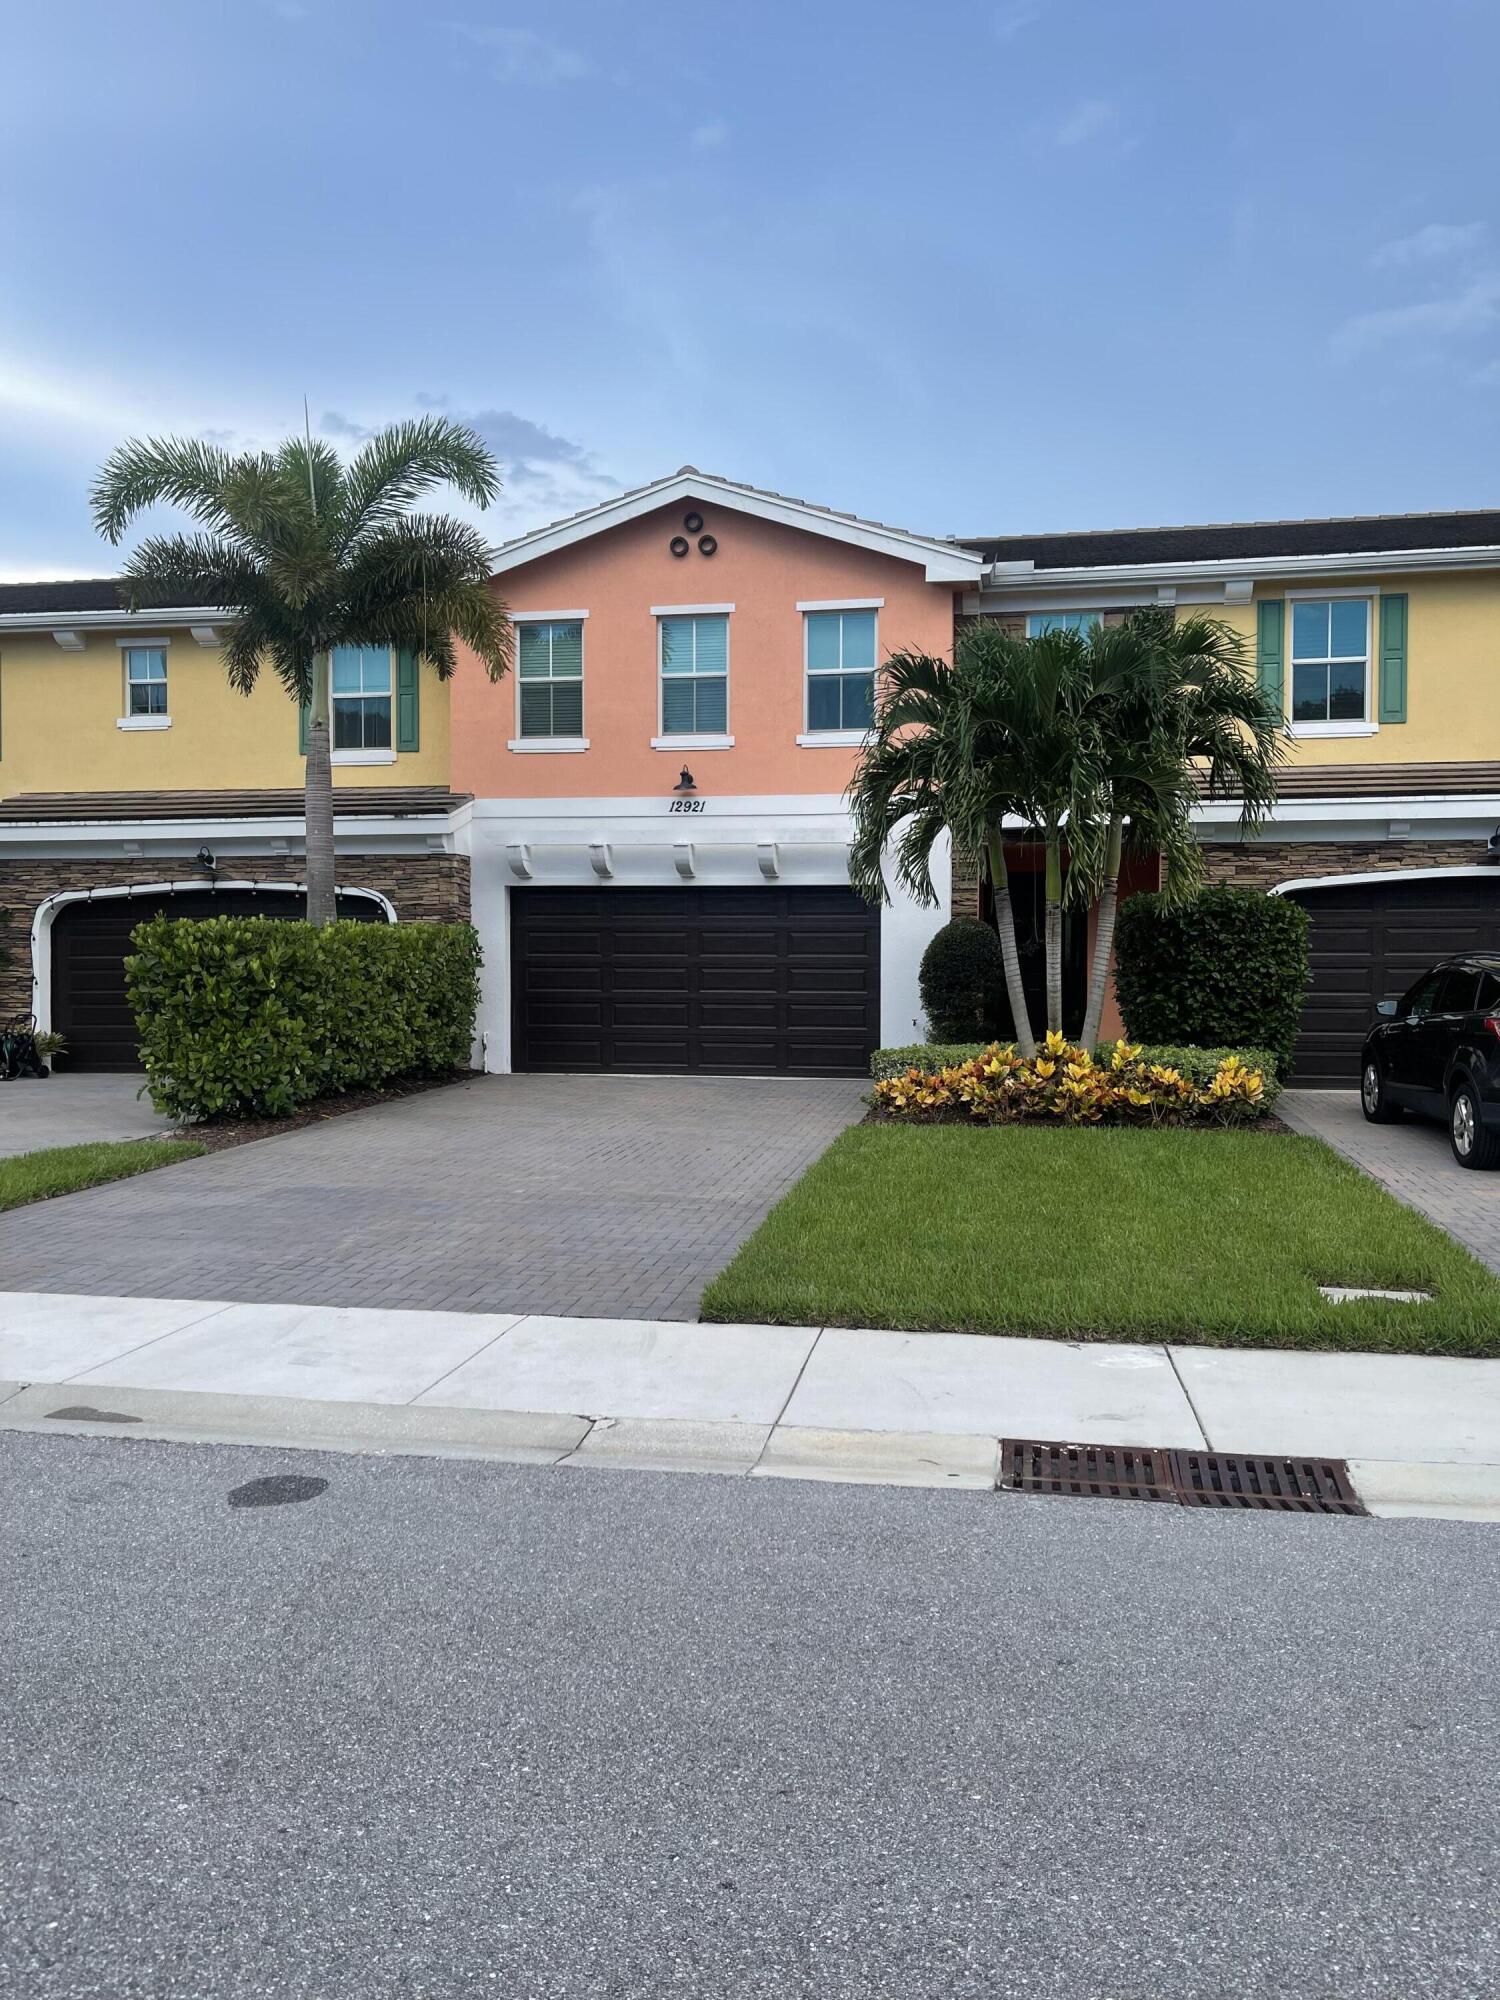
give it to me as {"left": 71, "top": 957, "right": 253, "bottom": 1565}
{"left": 2, "top": 1433, "right": 1496, "bottom": 2000}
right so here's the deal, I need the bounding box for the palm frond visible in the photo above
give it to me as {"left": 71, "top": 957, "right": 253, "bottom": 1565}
{"left": 337, "top": 418, "right": 501, "bottom": 550}
{"left": 90, "top": 436, "right": 238, "bottom": 544}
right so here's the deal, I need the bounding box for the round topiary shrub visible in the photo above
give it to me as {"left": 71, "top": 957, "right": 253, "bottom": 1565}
{"left": 1112, "top": 885, "right": 1310, "bottom": 1070}
{"left": 919, "top": 917, "right": 1006, "bottom": 1041}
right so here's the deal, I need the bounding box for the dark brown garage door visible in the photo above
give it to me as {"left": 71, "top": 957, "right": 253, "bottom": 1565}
{"left": 51, "top": 887, "right": 386, "bottom": 1072}
{"left": 1285, "top": 872, "right": 1500, "bottom": 1087}
{"left": 510, "top": 885, "right": 880, "bottom": 1076}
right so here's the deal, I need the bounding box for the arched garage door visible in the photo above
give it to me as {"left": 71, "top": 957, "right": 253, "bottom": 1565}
{"left": 1283, "top": 872, "right": 1500, "bottom": 1087}
{"left": 50, "top": 886, "right": 387, "bottom": 1071}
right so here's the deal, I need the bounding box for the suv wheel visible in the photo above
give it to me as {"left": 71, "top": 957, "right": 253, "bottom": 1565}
{"left": 1450, "top": 1083, "right": 1500, "bottom": 1169}
{"left": 1361, "top": 1060, "right": 1402, "bottom": 1124}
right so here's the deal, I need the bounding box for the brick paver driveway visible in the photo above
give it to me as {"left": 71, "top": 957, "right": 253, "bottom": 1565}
{"left": 0, "top": 1075, "right": 868, "bottom": 1320}
{"left": 1279, "top": 1087, "right": 1500, "bottom": 1277}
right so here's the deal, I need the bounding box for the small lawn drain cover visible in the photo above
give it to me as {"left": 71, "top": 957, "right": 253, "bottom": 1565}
{"left": 1001, "top": 1441, "right": 1365, "bottom": 1515}
{"left": 1002, "top": 1439, "right": 1179, "bottom": 1503}
{"left": 227, "top": 1474, "right": 329, "bottom": 1510}
{"left": 1319, "top": 1284, "right": 1432, "bottom": 1304}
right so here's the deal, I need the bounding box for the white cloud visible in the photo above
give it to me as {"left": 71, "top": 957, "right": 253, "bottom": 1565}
{"left": 1332, "top": 275, "right": 1500, "bottom": 358}
{"left": 1373, "top": 221, "right": 1486, "bottom": 270}
{"left": 446, "top": 22, "right": 590, "bottom": 85}
{"left": 993, "top": 2, "right": 1041, "bottom": 39}
{"left": 1055, "top": 98, "right": 1118, "bottom": 147}
{"left": 691, "top": 119, "right": 729, "bottom": 151}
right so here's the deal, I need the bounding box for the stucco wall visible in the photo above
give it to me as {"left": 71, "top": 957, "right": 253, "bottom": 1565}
{"left": 0, "top": 634, "right": 451, "bottom": 795}
{"left": 452, "top": 500, "right": 958, "bottom": 801}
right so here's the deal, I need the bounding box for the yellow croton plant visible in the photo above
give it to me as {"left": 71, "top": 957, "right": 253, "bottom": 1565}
{"left": 874, "top": 1032, "right": 1267, "bottom": 1128}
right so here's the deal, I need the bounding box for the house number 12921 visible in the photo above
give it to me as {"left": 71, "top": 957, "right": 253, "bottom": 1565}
{"left": 668, "top": 797, "right": 706, "bottom": 813}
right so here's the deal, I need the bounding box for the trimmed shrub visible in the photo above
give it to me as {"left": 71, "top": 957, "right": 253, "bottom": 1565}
{"left": 1113, "top": 886, "right": 1310, "bottom": 1070}
{"left": 126, "top": 916, "right": 482, "bottom": 1122}
{"left": 919, "top": 918, "right": 1006, "bottom": 1040}
{"left": 874, "top": 1034, "right": 1272, "bottom": 1127}
{"left": 872, "top": 1040, "right": 1283, "bottom": 1108}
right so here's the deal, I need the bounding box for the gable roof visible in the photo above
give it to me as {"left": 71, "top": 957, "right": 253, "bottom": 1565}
{"left": 489, "top": 467, "right": 983, "bottom": 585}
{"left": 0, "top": 577, "right": 126, "bottom": 615}
{"left": 960, "top": 508, "right": 1500, "bottom": 572}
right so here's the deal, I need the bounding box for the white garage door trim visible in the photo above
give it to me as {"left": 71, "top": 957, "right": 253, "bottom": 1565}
{"left": 29, "top": 879, "right": 396, "bottom": 1033}
{"left": 1270, "top": 865, "right": 1500, "bottom": 897}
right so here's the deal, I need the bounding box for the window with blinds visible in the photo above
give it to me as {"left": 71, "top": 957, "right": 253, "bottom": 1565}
{"left": 805, "top": 609, "right": 876, "bottom": 732}
{"left": 659, "top": 614, "right": 728, "bottom": 735}
{"left": 518, "top": 621, "right": 584, "bottom": 738}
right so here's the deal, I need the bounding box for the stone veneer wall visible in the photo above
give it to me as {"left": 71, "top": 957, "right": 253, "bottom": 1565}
{"left": 0, "top": 851, "right": 469, "bottom": 1016}
{"left": 1197, "top": 837, "right": 1488, "bottom": 891}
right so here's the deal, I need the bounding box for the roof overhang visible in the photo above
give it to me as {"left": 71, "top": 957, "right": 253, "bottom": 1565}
{"left": 489, "top": 470, "right": 983, "bottom": 586}
{"left": 0, "top": 605, "right": 231, "bottom": 637}
{"left": 973, "top": 542, "right": 1500, "bottom": 606}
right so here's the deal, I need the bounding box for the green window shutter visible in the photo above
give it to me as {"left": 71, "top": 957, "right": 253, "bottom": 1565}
{"left": 298, "top": 701, "right": 309, "bottom": 755}
{"left": 1378, "top": 593, "right": 1408, "bottom": 723}
{"left": 1256, "top": 598, "right": 1285, "bottom": 712}
{"left": 396, "top": 648, "right": 419, "bottom": 752}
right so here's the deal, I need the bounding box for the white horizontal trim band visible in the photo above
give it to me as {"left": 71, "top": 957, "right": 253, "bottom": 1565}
{"left": 796, "top": 730, "right": 872, "bottom": 747}
{"left": 507, "top": 737, "right": 591, "bottom": 753}
{"left": 795, "top": 598, "right": 884, "bottom": 612}
{"left": 115, "top": 715, "right": 172, "bottom": 731}
{"left": 509, "top": 609, "right": 590, "bottom": 623}
{"left": 650, "top": 734, "right": 735, "bottom": 750}
{"left": 116, "top": 635, "right": 172, "bottom": 648}
{"left": 649, "top": 603, "right": 735, "bottom": 617}
{"left": 330, "top": 749, "right": 398, "bottom": 766}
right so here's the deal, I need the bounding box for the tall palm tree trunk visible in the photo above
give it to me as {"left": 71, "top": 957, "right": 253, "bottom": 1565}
{"left": 1079, "top": 813, "right": 1124, "bottom": 1052}
{"left": 985, "top": 829, "right": 1036, "bottom": 1058}
{"left": 1043, "top": 830, "right": 1064, "bottom": 1035}
{"left": 305, "top": 649, "right": 337, "bottom": 927}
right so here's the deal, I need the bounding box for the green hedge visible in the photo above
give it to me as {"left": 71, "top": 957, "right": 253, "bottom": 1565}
{"left": 1113, "top": 885, "right": 1310, "bottom": 1070}
{"left": 126, "top": 916, "right": 482, "bottom": 1122}
{"left": 918, "top": 918, "right": 1007, "bottom": 1040}
{"left": 871, "top": 1040, "right": 1283, "bottom": 1109}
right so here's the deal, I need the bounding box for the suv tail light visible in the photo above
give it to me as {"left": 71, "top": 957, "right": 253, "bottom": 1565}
{"left": 1485, "top": 1016, "right": 1500, "bottom": 1041}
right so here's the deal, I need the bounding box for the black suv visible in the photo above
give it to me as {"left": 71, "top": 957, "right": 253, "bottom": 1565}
{"left": 1361, "top": 954, "right": 1500, "bottom": 1168}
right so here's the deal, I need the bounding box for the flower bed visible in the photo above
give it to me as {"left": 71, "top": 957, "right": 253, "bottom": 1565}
{"left": 873, "top": 1032, "right": 1270, "bottom": 1127}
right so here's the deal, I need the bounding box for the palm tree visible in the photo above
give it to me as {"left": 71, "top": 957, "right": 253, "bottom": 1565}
{"left": 1070, "top": 612, "right": 1286, "bottom": 1050}
{"left": 847, "top": 639, "right": 1046, "bottom": 1058}
{"left": 91, "top": 418, "right": 513, "bottom": 925}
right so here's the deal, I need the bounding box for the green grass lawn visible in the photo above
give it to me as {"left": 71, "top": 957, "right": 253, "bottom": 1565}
{"left": 701, "top": 1123, "right": 1500, "bottom": 1356}
{"left": 0, "top": 1138, "right": 206, "bottom": 1213}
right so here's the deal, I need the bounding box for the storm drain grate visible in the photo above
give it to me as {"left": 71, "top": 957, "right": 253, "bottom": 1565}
{"left": 1002, "top": 1439, "right": 1180, "bottom": 1503}
{"left": 1001, "top": 1441, "right": 1366, "bottom": 1514}
{"left": 1172, "top": 1450, "right": 1364, "bottom": 1514}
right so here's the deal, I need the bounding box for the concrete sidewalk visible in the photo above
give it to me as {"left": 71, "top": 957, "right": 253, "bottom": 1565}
{"left": 2, "top": 1290, "right": 1497, "bottom": 1518}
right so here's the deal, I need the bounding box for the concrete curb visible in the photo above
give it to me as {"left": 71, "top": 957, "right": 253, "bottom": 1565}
{"left": 4, "top": 1378, "right": 1500, "bottom": 1518}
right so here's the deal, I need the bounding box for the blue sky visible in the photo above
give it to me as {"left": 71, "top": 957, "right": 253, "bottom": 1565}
{"left": 3, "top": 0, "right": 1499, "bottom": 577}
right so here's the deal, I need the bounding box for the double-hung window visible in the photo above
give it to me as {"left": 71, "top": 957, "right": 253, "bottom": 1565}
{"left": 1290, "top": 599, "right": 1370, "bottom": 727}
{"left": 518, "top": 621, "right": 584, "bottom": 738}
{"left": 659, "top": 614, "right": 728, "bottom": 736}
{"left": 331, "top": 645, "right": 393, "bottom": 750}
{"left": 123, "top": 645, "right": 168, "bottom": 718}
{"left": 805, "top": 609, "right": 876, "bottom": 733}
{"left": 1026, "top": 611, "right": 1100, "bottom": 638}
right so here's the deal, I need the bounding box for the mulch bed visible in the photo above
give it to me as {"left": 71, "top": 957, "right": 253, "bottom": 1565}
{"left": 176, "top": 1071, "right": 472, "bottom": 1153}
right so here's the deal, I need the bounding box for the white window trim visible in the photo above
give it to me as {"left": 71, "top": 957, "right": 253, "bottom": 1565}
{"left": 795, "top": 597, "right": 884, "bottom": 612}
{"left": 120, "top": 640, "right": 170, "bottom": 725}
{"left": 796, "top": 729, "right": 873, "bottom": 748}
{"left": 507, "top": 737, "right": 591, "bottom": 753}
{"left": 331, "top": 747, "right": 398, "bottom": 767}
{"left": 657, "top": 612, "right": 730, "bottom": 744}
{"left": 803, "top": 605, "right": 878, "bottom": 738}
{"left": 1288, "top": 595, "right": 1375, "bottom": 733}
{"left": 515, "top": 618, "right": 585, "bottom": 746}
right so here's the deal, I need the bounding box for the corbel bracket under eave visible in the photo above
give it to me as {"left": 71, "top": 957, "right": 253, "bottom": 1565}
{"left": 505, "top": 842, "right": 533, "bottom": 880}
{"left": 757, "top": 840, "right": 780, "bottom": 881}
{"left": 588, "top": 840, "right": 614, "bottom": 881}
{"left": 51, "top": 629, "right": 85, "bottom": 651}
{"left": 189, "top": 624, "right": 221, "bottom": 647}
{"left": 673, "top": 841, "right": 695, "bottom": 880}
{"left": 1222, "top": 578, "right": 1253, "bottom": 604}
